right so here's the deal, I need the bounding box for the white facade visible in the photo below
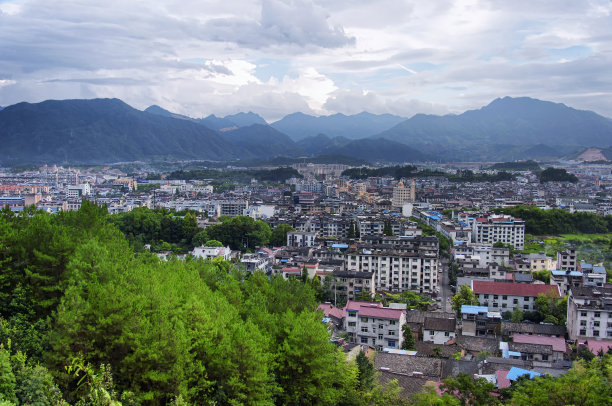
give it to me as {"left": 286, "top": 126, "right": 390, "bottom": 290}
{"left": 344, "top": 301, "right": 406, "bottom": 350}
{"left": 286, "top": 231, "right": 316, "bottom": 247}
{"left": 472, "top": 215, "right": 525, "bottom": 250}
{"left": 346, "top": 251, "right": 438, "bottom": 294}
{"left": 66, "top": 184, "right": 91, "bottom": 199}
{"left": 567, "top": 286, "right": 612, "bottom": 341}
{"left": 192, "top": 245, "right": 232, "bottom": 261}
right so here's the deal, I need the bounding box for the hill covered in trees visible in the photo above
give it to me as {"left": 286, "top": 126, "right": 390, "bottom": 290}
{"left": 1, "top": 203, "right": 611, "bottom": 404}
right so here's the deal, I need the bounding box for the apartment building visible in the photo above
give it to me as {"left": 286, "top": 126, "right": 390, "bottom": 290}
{"left": 472, "top": 214, "right": 525, "bottom": 250}
{"left": 567, "top": 286, "right": 612, "bottom": 341}
{"left": 344, "top": 301, "right": 406, "bottom": 349}
{"left": 346, "top": 249, "right": 438, "bottom": 294}
{"left": 286, "top": 231, "right": 317, "bottom": 247}
{"left": 472, "top": 281, "right": 560, "bottom": 312}
{"left": 329, "top": 270, "right": 375, "bottom": 302}
{"left": 557, "top": 248, "right": 577, "bottom": 271}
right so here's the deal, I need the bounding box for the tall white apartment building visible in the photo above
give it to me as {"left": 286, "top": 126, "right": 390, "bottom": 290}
{"left": 346, "top": 249, "right": 438, "bottom": 294}
{"left": 472, "top": 214, "right": 525, "bottom": 250}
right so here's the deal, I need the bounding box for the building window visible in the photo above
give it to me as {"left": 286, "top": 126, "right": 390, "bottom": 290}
{"left": 594, "top": 330, "right": 600, "bottom": 336}
{"left": 360, "top": 337, "right": 368, "bottom": 344}
{"left": 390, "top": 320, "right": 396, "bottom": 325}
{"left": 361, "top": 317, "right": 368, "bottom": 322}
{"left": 581, "top": 311, "right": 587, "bottom": 317}
{"left": 378, "top": 334, "right": 383, "bottom": 340}
{"left": 348, "top": 322, "right": 356, "bottom": 327}
{"left": 594, "top": 321, "right": 600, "bottom": 327}
{"left": 595, "top": 312, "right": 601, "bottom": 318}
{"left": 580, "top": 320, "right": 587, "bottom": 326}
{"left": 513, "top": 299, "right": 518, "bottom": 304}
{"left": 445, "top": 332, "right": 450, "bottom": 337}
{"left": 429, "top": 331, "right": 434, "bottom": 336}
{"left": 523, "top": 305, "right": 529, "bottom": 310}
{"left": 580, "top": 329, "right": 587, "bottom": 336}
{"left": 387, "top": 340, "right": 396, "bottom": 348}
{"left": 379, "top": 324, "right": 384, "bottom": 329}
{"left": 348, "top": 312, "right": 356, "bottom": 318}
{"left": 361, "top": 326, "right": 368, "bottom": 333}
{"left": 389, "top": 331, "right": 396, "bottom": 336}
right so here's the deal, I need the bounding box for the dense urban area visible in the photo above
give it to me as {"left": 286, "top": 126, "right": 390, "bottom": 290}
{"left": 1, "top": 157, "right": 611, "bottom": 404}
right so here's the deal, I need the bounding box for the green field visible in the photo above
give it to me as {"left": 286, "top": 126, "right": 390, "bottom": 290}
{"left": 522, "top": 233, "right": 612, "bottom": 280}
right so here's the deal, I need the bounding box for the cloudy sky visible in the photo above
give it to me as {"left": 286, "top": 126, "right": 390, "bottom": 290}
{"left": 1, "top": 0, "right": 611, "bottom": 121}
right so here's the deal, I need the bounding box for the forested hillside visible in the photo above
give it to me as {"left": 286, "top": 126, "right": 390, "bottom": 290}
{"left": 0, "top": 203, "right": 406, "bottom": 404}
{"left": 1, "top": 203, "right": 611, "bottom": 405}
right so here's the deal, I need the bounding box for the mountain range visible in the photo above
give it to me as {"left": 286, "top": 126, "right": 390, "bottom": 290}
{"left": 0, "top": 96, "right": 610, "bottom": 165}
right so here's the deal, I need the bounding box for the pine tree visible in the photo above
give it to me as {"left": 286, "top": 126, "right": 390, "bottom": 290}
{"left": 402, "top": 325, "right": 416, "bottom": 350}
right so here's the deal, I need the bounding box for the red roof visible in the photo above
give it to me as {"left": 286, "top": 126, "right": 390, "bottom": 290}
{"left": 318, "top": 303, "right": 344, "bottom": 319}
{"left": 496, "top": 370, "right": 511, "bottom": 389}
{"left": 472, "top": 281, "right": 559, "bottom": 297}
{"left": 513, "top": 334, "right": 566, "bottom": 352}
{"left": 585, "top": 340, "right": 612, "bottom": 354}
{"left": 344, "top": 300, "right": 402, "bottom": 319}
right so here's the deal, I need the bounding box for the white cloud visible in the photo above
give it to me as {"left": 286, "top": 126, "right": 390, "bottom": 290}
{"left": 0, "top": 0, "right": 612, "bottom": 119}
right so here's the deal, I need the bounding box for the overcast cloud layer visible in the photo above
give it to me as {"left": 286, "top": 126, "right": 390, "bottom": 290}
{"left": 0, "top": 0, "right": 611, "bottom": 121}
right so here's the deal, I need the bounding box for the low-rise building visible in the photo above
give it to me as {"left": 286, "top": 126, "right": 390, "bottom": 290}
{"left": 472, "top": 281, "right": 560, "bottom": 313}
{"left": 423, "top": 317, "right": 456, "bottom": 345}
{"left": 460, "top": 305, "right": 502, "bottom": 337}
{"left": 330, "top": 270, "right": 375, "bottom": 302}
{"left": 344, "top": 301, "right": 406, "bottom": 350}
{"left": 192, "top": 245, "right": 232, "bottom": 261}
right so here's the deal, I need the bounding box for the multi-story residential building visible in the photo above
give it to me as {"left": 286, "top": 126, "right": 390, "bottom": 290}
{"left": 567, "top": 286, "right": 612, "bottom": 341}
{"left": 218, "top": 200, "right": 248, "bottom": 217}
{"left": 472, "top": 281, "right": 560, "bottom": 313}
{"left": 329, "top": 270, "right": 375, "bottom": 302}
{"left": 454, "top": 243, "right": 510, "bottom": 268}
{"left": 346, "top": 248, "right": 438, "bottom": 294}
{"left": 472, "top": 214, "right": 525, "bottom": 250}
{"left": 286, "top": 231, "right": 317, "bottom": 247}
{"left": 66, "top": 183, "right": 91, "bottom": 199}
{"left": 551, "top": 270, "right": 584, "bottom": 296}
{"left": 344, "top": 301, "right": 406, "bottom": 349}
{"left": 526, "top": 252, "right": 556, "bottom": 271}
{"left": 557, "top": 248, "right": 577, "bottom": 271}
{"left": 460, "top": 305, "right": 502, "bottom": 337}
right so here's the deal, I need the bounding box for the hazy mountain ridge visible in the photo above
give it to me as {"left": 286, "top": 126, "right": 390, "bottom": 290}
{"left": 271, "top": 111, "right": 407, "bottom": 140}
{"left": 0, "top": 99, "right": 241, "bottom": 164}
{"left": 376, "top": 97, "right": 612, "bottom": 150}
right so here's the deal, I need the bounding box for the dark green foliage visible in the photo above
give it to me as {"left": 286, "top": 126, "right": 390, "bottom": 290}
{"left": 401, "top": 325, "right": 416, "bottom": 350}
{"left": 538, "top": 167, "right": 579, "bottom": 183}
{"left": 493, "top": 205, "right": 612, "bottom": 235}
{"left": 355, "top": 351, "right": 374, "bottom": 391}
{"left": 269, "top": 224, "right": 294, "bottom": 247}
{"left": 108, "top": 207, "right": 202, "bottom": 252}
{"left": 383, "top": 220, "right": 393, "bottom": 236}
{"left": 341, "top": 165, "right": 515, "bottom": 182}
{"left": 489, "top": 160, "right": 540, "bottom": 171}
{"left": 440, "top": 373, "right": 500, "bottom": 405}
{"left": 165, "top": 167, "right": 303, "bottom": 183}
{"left": 205, "top": 216, "right": 271, "bottom": 251}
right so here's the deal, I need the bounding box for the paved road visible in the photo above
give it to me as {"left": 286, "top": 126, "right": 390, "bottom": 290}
{"left": 439, "top": 259, "right": 452, "bottom": 313}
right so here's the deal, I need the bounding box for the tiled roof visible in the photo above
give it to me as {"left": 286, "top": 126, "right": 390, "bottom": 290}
{"left": 512, "top": 334, "right": 566, "bottom": 353}
{"left": 501, "top": 322, "right": 566, "bottom": 337}
{"left": 473, "top": 281, "right": 559, "bottom": 297}
{"left": 495, "top": 370, "right": 511, "bottom": 389}
{"left": 424, "top": 317, "right": 456, "bottom": 332}
{"left": 359, "top": 306, "right": 404, "bottom": 320}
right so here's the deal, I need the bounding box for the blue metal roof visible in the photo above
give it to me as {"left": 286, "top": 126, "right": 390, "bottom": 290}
{"left": 461, "top": 305, "right": 489, "bottom": 314}
{"left": 506, "top": 367, "right": 542, "bottom": 381}
{"left": 332, "top": 244, "right": 349, "bottom": 248}
{"left": 592, "top": 266, "right": 606, "bottom": 274}
{"left": 551, "top": 270, "right": 582, "bottom": 277}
